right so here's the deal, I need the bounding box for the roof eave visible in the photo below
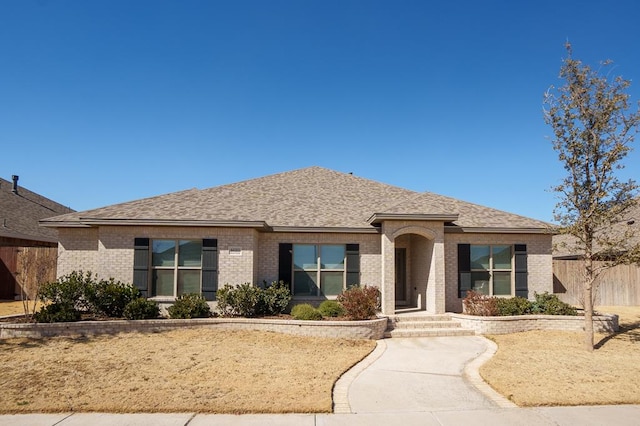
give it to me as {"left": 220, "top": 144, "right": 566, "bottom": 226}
{"left": 445, "top": 226, "right": 555, "bottom": 234}
{"left": 271, "top": 226, "right": 380, "bottom": 234}
{"left": 368, "top": 213, "right": 459, "bottom": 225}
{"left": 40, "top": 218, "right": 272, "bottom": 231}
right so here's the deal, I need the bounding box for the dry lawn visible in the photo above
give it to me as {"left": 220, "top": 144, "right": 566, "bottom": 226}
{"left": 0, "top": 328, "right": 375, "bottom": 414}
{"left": 0, "top": 300, "right": 43, "bottom": 317}
{"left": 481, "top": 306, "right": 640, "bottom": 406}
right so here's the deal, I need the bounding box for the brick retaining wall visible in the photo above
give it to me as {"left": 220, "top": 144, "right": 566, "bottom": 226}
{"left": 450, "top": 313, "right": 619, "bottom": 335}
{"left": 0, "top": 317, "right": 388, "bottom": 340}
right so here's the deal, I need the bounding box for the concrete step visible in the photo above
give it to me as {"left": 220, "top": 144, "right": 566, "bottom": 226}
{"left": 384, "top": 314, "right": 475, "bottom": 338}
{"left": 388, "top": 314, "right": 452, "bottom": 323}
{"left": 390, "top": 320, "right": 462, "bottom": 329}
{"left": 384, "top": 327, "right": 476, "bottom": 338}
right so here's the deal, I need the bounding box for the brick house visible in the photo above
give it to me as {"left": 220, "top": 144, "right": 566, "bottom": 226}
{"left": 40, "top": 167, "right": 553, "bottom": 314}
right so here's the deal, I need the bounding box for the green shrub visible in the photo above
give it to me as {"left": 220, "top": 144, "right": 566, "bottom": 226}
{"left": 261, "top": 280, "right": 292, "bottom": 316}
{"left": 291, "top": 303, "right": 323, "bottom": 320}
{"left": 531, "top": 292, "right": 577, "bottom": 316}
{"left": 33, "top": 303, "right": 81, "bottom": 323}
{"left": 337, "top": 285, "right": 380, "bottom": 320}
{"left": 462, "top": 290, "right": 498, "bottom": 316}
{"left": 215, "top": 284, "right": 236, "bottom": 317}
{"left": 34, "top": 271, "right": 95, "bottom": 322}
{"left": 37, "top": 271, "right": 94, "bottom": 312}
{"left": 318, "top": 300, "right": 345, "bottom": 317}
{"left": 167, "top": 293, "right": 212, "bottom": 319}
{"left": 495, "top": 296, "right": 533, "bottom": 316}
{"left": 123, "top": 298, "right": 160, "bottom": 320}
{"left": 86, "top": 278, "right": 141, "bottom": 318}
{"left": 226, "top": 283, "right": 262, "bottom": 317}
{"left": 216, "top": 282, "right": 292, "bottom": 317}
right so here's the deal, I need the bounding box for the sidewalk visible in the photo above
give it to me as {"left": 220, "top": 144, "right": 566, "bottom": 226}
{"left": 3, "top": 406, "right": 640, "bottom": 426}
{"left": 2, "top": 336, "right": 638, "bottom": 425}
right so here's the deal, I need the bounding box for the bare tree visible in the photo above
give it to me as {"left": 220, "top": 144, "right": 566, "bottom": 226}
{"left": 17, "top": 247, "right": 58, "bottom": 319}
{"left": 544, "top": 43, "right": 640, "bottom": 351}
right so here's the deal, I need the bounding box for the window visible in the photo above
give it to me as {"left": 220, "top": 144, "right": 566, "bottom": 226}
{"left": 469, "top": 245, "right": 512, "bottom": 296}
{"left": 293, "top": 244, "right": 346, "bottom": 297}
{"left": 151, "top": 239, "right": 203, "bottom": 297}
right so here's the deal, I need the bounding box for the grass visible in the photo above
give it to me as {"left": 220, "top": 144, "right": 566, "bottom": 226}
{"left": 0, "top": 300, "right": 42, "bottom": 317}
{"left": 480, "top": 305, "right": 640, "bottom": 406}
{"left": 0, "top": 328, "right": 375, "bottom": 414}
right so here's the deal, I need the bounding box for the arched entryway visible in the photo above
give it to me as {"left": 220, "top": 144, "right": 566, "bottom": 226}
{"left": 392, "top": 227, "right": 436, "bottom": 312}
{"left": 380, "top": 222, "right": 445, "bottom": 315}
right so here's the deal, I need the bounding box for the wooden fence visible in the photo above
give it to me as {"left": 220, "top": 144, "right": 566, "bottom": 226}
{"left": 0, "top": 246, "right": 57, "bottom": 300}
{"left": 553, "top": 259, "right": 640, "bottom": 306}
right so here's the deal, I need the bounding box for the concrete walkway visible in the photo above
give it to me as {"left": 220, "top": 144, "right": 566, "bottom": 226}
{"left": 2, "top": 336, "right": 639, "bottom": 425}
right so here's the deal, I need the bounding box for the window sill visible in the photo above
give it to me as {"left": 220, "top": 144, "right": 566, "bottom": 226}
{"left": 292, "top": 296, "right": 339, "bottom": 301}
{"left": 148, "top": 296, "right": 177, "bottom": 303}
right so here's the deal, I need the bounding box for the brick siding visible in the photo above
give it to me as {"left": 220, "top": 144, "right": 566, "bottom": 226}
{"left": 444, "top": 233, "right": 553, "bottom": 312}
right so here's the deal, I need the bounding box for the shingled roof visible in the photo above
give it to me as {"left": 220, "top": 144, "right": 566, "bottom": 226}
{"left": 0, "top": 176, "right": 74, "bottom": 243}
{"left": 41, "top": 167, "right": 549, "bottom": 232}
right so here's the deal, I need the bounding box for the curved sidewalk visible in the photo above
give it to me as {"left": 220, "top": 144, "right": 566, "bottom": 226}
{"left": 340, "top": 336, "right": 512, "bottom": 413}
{"left": 2, "top": 335, "right": 639, "bottom": 425}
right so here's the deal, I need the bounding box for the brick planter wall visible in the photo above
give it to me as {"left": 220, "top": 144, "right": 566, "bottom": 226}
{"left": 0, "top": 317, "right": 388, "bottom": 340}
{"left": 450, "top": 313, "right": 619, "bottom": 335}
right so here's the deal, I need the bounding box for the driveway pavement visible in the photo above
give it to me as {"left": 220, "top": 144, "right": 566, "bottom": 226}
{"left": 2, "top": 336, "right": 639, "bottom": 425}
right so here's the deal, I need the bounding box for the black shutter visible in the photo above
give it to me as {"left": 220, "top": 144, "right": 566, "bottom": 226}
{"left": 514, "top": 244, "right": 528, "bottom": 298}
{"left": 346, "top": 244, "right": 360, "bottom": 288}
{"left": 458, "top": 244, "right": 471, "bottom": 298}
{"left": 133, "top": 238, "right": 150, "bottom": 298}
{"left": 201, "top": 239, "right": 218, "bottom": 301}
{"left": 278, "top": 243, "right": 293, "bottom": 285}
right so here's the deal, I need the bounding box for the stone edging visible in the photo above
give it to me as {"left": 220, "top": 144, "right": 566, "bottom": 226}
{"left": 0, "top": 316, "right": 389, "bottom": 340}
{"left": 332, "top": 339, "right": 387, "bottom": 414}
{"left": 463, "top": 337, "right": 517, "bottom": 408}
{"left": 450, "top": 313, "right": 619, "bottom": 335}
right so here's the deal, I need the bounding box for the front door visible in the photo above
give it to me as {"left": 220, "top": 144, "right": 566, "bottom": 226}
{"left": 395, "top": 248, "right": 407, "bottom": 306}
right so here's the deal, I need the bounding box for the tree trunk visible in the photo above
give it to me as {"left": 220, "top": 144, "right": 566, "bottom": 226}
{"left": 583, "top": 254, "right": 595, "bottom": 352}
{"left": 583, "top": 281, "right": 594, "bottom": 352}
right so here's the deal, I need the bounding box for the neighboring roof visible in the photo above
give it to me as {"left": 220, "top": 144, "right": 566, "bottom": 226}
{"left": 553, "top": 200, "right": 640, "bottom": 258}
{"left": 0, "top": 176, "right": 75, "bottom": 243}
{"left": 41, "top": 167, "right": 550, "bottom": 233}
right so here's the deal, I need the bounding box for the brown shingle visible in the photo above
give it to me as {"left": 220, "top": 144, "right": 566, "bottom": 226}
{"left": 0, "top": 177, "right": 74, "bottom": 243}
{"left": 42, "top": 167, "right": 549, "bottom": 231}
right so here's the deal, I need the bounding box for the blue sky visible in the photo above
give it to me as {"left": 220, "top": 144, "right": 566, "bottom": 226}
{"left": 1, "top": 0, "right": 639, "bottom": 222}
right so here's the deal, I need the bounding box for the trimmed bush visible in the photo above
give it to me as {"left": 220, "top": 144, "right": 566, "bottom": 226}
{"left": 337, "top": 285, "right": 380, "bottom": 320}
{"left": 37, "top": 271, "right": 94, "bottom": 311}
{"left": 218, "top": 283, "right": 261, "bottom": 317}
{"left": 464, "top": 291, "right": 578, "bottom": 317}
{"left": 215, "top": 284, "right": 236, "bottom": 317}
{"left": 216, "top": 282, "right": 292, "bottom": 317}
{"left": 33, "top": 303, "right": 81, "bottom": 323}
{"left": 532, "top": 292, "right": 578, "bottom": 316}
{"left": 495, "top": 296, "right": 532, "bottom": 316}
{"left": 318, "top": 300, "right": 345, "bottom": 318}
{"left": 291, "top": 303, "right": 323, "bottom": 321}
{"left": 123, "top": 298, "right": 160, "bottom": 320}
{"left": 463, "top": 290, "right": 498, "bottom": 316}
{"left": 35, "top": 271, "right": 147, "bottom": 322}
{"left": 261, "top": 280, "right": 292, "bottom": 316}
{"left": 34, "top": 271, "right": 95, "bottom": 322}
{"left": 86, "top": 278, "right": 141, "bottom": 318}
{"left": 167, "top": 293, "right": 212, "bottom": 319}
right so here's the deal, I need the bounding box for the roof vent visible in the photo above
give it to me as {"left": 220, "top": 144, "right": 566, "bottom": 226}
{"left": 11, "top": 175, "right": 18, "bottom": 194}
